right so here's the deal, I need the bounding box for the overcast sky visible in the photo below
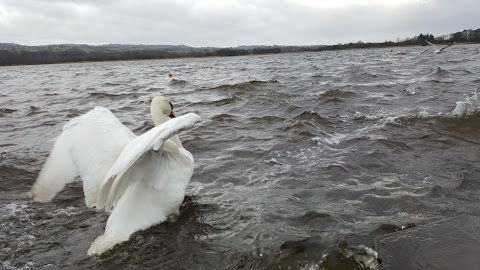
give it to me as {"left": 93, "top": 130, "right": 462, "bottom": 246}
{"left": 0, "top": 0, "right": 478, "bottom": 47}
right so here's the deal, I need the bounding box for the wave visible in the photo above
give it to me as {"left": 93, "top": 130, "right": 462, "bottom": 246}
{"left": 209, "top": 79, "right": 280, "bottom": 92}
{"left": 146, "top": 87, "right": 164, "bottom": 92}
{"left": 64, "top": 109, "right": 86, "bottom": 119}
{"left": 194, "top": 96, "right": 242, "bottom": 107}
{"left": 320, "top": 89, "right": 355, "bottom": 98}
{"left": 403, "top": 85, "right": 421, "bottom": 95}
{"left": 168, "top": 78, "right": 188, "bottom": 86}
{"left": 211, "top": 113, "right": 241, "bottom": 124}
{"left": 291, "top": 110, "right": 335, "bottom": 126}
{"left": 100, "top": 82, "right": 123, "bottom": 87}
{"left": 346, "top": 68, "right": 386, "bottom": 83}
{"left": 310, "top": 73, "right": 330, "bottom": 79}
{"left": 88, "top": 91, "right": 140, "bottom": 98}
{"left": 448, "top": 90, "right": 480, "bottom": 117}
{"left": 101, "top": 71, "right": 116, "bottom": 77}
{"left": 427, "top": 67, "right": 449, "bottom": 77}
{"left": 399, "top": 98, "right": 480, "bottom": 120}
{"left": 293, "top": 210, "right": 338, "bottom": 226}
{"left": 451, "top": 69, "right": 474, "bottom": 75}
{"left": 271, "top": 238, "right": 378, "bottom": 269}
{"left": 26, "top": 106, "right": 40, "bottom": 116}
{"left": 0, "top": 108, "right": 17, "bottom": 117}
{"left": 283, "top": 110, "right": 335, "bottom": 137}
{"left": 317, "top": 89, "right": 356, "bottom": 103}
{"left": 306, "top": 65, "right": 321, "bottom": 72}
{"left": 249, "top": 115, "right": 285, "bottom": 123}
{"left": 133, "top": 121, "right": 154, "bottom": 133}
{"left": 0, "top": 164, "right": 37, "bottom": 191}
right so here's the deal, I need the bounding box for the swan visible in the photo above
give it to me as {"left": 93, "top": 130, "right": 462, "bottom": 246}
{"left": 28, "top": 96, "right": 201, "bottom": 255}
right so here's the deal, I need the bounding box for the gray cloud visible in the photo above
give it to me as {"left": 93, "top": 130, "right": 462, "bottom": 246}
{"left": 0, "top": 0, "right": 478, "bottom": 46}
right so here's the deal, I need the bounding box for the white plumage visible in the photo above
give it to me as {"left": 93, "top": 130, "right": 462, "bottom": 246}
{"left": 28, "top": 96, "right": 201, "bottom": 255}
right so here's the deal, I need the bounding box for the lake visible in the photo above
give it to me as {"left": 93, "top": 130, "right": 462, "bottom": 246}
{"left": 1, "top": 44, "right": 480, "bottom": 269}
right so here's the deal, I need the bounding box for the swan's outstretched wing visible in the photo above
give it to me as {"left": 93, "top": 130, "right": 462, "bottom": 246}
{"left": 29, "top": 107, "right": 135, "bottom": 207}
{"left": 96, "top": 113, "right": 201, "bottom": 211}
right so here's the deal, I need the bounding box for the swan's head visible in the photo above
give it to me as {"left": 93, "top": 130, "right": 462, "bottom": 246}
{"left": 150, "top": 96, "right": 177, "bottom": 126}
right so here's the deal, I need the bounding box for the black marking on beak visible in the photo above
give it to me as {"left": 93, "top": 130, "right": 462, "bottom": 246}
{"left": 169, "top": 102, "right": 176, "bottom": 118}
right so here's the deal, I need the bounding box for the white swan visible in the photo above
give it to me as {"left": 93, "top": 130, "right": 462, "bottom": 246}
{"left": 28, "top": 96, "right": 201, "bottom": 255}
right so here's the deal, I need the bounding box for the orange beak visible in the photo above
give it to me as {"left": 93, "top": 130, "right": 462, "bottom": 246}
{"left": 170, "top": 110, "right": 177, "bottom": 118}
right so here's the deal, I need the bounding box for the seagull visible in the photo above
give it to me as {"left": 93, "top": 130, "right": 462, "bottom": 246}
{"left": 418, "top": 47, "right": 430, "bottom": 55}
{"left": 424, "top": 40, "right": 455, "bottom": 54}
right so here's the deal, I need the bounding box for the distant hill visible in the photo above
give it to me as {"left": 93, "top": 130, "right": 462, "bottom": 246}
{"left": 0, "top": 28, "right": 478, "bottom": 66}
{"left": 0, "top": 43, "right": 327, "bottom": 66}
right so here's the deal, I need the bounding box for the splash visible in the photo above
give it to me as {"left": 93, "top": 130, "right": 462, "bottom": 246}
{"left": 404, "top": 85, "right": 419, "bottom": 95}
{"left": 448, "top": 90, "right": 480, "bottom": 117}
{"left": 298, "top": 242, "right": 379, "bottom": 270}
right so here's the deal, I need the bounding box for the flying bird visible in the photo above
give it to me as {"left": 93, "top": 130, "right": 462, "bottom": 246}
{"left": 424, "top": 40, "right": 455, "bottom": 54}
{"left": 28, "top": 96, "right": 201, "bottom": 255}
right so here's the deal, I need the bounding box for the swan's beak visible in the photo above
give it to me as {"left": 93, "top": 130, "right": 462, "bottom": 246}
{"left": 170, "top": 110, "right": 177, "bottom": 118}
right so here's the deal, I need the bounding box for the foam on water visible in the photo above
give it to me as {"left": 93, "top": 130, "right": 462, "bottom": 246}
{"left": 50, "top": 206, "right": 81, "bottom": 217}
{"left": 1, "top": 202, "right": 37, "bottom": 270}
{"left": 448, "top": 90, "right": 480, "bottom": 116}
{"left": 404, "top": 85, "right": 419, "bottom": 95}
{"left": 298, "top": 244, "right": 379, "bottom": 270}
{"left": 2, "top": 261, "right": 35, "bottom": 270}
{"left": 411, "top": 90, "right": 480, "bottom": 118}
{"left": 3, "top": 202, "right": 28, "bottom": 215}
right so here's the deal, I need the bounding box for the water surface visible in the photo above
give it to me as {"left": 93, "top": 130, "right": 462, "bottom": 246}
{"left": 1, "top": 44, "right": 480, "bottom": 269}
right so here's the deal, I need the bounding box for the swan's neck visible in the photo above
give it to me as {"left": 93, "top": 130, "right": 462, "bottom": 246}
{"left": 151, "top": 110, "right": 183, "bottom": 148}
{"left": 152, "top": 113, "right": 169, "bottom": 127}
{"left": 169, "top": 134, "right": 183, "bottom": 148}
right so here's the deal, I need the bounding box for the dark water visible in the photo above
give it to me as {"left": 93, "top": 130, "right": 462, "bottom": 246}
{"left": 1, "top": 44, "right": 480, "bottom": 270}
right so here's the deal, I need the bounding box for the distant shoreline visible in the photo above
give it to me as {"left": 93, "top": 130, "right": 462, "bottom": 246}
{"left": 1, "top": 41, "right": 478, "bottom": 67}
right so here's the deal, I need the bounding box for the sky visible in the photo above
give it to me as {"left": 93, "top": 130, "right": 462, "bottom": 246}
{"left": 0, "top": 0, "right": 478, "bottom": 47}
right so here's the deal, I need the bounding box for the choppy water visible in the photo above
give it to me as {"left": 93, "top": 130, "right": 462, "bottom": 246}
{"left": 1, "top": 44, "right": 480, "bottom": 270}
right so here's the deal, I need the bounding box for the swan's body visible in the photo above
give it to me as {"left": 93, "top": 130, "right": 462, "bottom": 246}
{"left": 28, "top": 96, "right": 201, "bottom": 255}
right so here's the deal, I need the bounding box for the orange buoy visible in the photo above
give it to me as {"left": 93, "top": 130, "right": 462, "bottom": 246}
{"left": 168, "top": 72, "right": 173, "bottom": 77}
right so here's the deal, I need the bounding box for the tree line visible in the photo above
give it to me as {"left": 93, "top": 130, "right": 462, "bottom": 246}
{"left": 0, "top": 45, "right": 286, "bottom": 66}
{"left": 1, "top": 28, "right": 479, "bottom": 66}
{"left": 314, "top": 28, "right": 480, "bottom": 52}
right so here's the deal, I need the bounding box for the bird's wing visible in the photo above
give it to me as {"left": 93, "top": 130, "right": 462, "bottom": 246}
{"left": 29, "top": 107, "right": 135, "bottom": 207}
{"left": 419, "top": 48, "right": 430, "bottom": 55}
{"left": 439, "top": 42, "right": 455, "bottom": 52}
{"left": 96, "top": 113, "right": 201, "bottom": 211}
{"left": 425, "top": 40, "right": 437, "bottom": 48}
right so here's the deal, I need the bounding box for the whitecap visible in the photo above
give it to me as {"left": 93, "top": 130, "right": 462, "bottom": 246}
{"left": 2, "top": 202, "right": 27, "bottom": 216}
{"left": 313, "top": 133, "right": 349, "bottom": 145}
{"left": 404, "top": 85, "right": 419, "bottom": 95}
{"left": 2, "top": 261, "right": 35, "bottom": 270}
{"left": 417, "top": 111, "right": 431, "bottom": 118}
{"left": 448, "top": 90, "right": 480, "bottom": 117}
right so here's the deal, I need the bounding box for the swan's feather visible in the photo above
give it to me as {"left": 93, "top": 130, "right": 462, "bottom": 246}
{"left": 29, "top": 107, "right": 135, "bottom": 207}
{"left": 96, "top": 113, "right": 201, "bottom": 211}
